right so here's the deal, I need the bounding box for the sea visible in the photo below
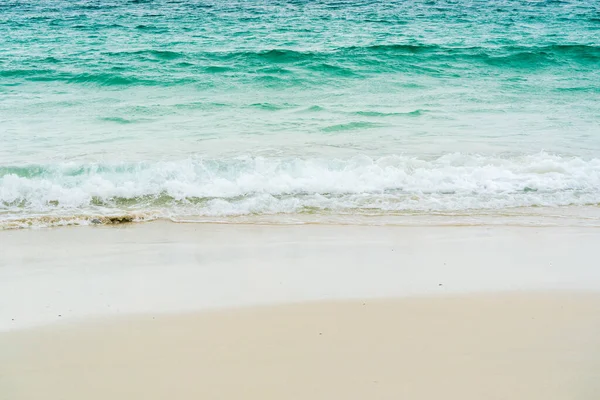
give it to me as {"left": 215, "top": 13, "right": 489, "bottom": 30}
{"left": 1, "top": 0, "right": 599, "bottom": 229}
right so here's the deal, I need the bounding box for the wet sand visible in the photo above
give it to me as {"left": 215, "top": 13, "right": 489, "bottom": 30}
{"left": 2, "top": 222, "right": 600, "bottom": 330}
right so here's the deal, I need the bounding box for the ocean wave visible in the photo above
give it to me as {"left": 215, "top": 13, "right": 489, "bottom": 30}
{"left": 3, "top": 43, "right": 598, "bottom": 86}
{"left": 210, "top": 43, "right": 600, "bottom": 66}
{"left": 352, "top": 109, "right": 425, "bottom": 117}
{"left": 106, "top": 49, "right": 184, "bottom": 60}
{"left": 0, "top": 69, "right": 194, "bottom": 86}
{"left": 2, "top": 153, "right": 600, "bottom": 228}
{"left": 343, "top": 43, "right": 441, "bottom": 54}
{"left": 342, "top": 43, "right": 600, "bottom": 66}
{"left": 321, "top": 121, "right": 384, "bottom": 132}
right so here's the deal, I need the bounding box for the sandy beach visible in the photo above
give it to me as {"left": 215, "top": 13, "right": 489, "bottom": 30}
{"left": 4, "top": 1, "right": 600, "bottom": 398}
{"left": 2, "top": 293, "right": 600, "bottom": 400}
{"left": 3, "top": 222, "right": 600, "bottom": 329}
{"left": 2, "top": 222, "right": 600, "bottom": 399}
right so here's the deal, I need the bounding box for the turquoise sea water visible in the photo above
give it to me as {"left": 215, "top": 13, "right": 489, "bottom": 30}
{"left": 1, "top": 0, "right": 600, "bottom": 228}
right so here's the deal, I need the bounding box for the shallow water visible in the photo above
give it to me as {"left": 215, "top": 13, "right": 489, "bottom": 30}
{"left": 1, "top": 0, "right": 599, "bottom": 228}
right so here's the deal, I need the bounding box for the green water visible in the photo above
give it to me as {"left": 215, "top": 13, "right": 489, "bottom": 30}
{"left": 1, "top": 0, "right": 599, "bottom": 227}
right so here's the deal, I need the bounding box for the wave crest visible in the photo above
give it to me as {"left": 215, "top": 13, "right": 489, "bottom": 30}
{"left": 2, "top": 153, "right": 600, "bottom": 228}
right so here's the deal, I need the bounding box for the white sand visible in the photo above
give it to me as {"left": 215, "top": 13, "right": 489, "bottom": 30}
{"left": 2, "top": 293, "right": 600, "bottom": 400}
{"left": 2, "top": 222, "right": 600, "bottom": 330}
{"left": 2, "top": 222, "right": 600, "bottom": 399}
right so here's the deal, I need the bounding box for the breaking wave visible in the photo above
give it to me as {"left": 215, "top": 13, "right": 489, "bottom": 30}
{"left": 2, "top": 153, "right": 599, "bottom": 228}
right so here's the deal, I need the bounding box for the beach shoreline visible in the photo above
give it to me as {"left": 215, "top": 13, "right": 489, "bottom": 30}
{"left": 3, "top": 1, "right": 600, "bottom": 398}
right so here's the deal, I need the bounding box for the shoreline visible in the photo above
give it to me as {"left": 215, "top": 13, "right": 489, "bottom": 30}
{"left": 3, "top": 203, "right": 600, "bottom": 230}
{"left": 2, "top": 292, "right": 600, "bottom": 400}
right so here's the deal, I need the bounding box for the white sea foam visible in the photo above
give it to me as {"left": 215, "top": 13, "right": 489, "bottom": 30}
{"left": 1, "top": 153, "right": 599, "bottom": 228}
